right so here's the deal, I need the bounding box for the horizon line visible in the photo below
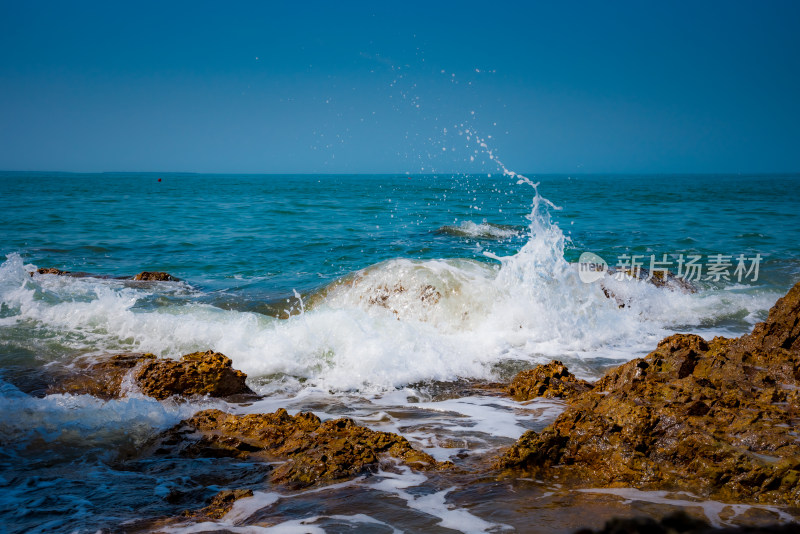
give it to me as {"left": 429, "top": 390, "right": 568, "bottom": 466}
{"left": 2, "top": 170, "right": 800, "bottom": 177}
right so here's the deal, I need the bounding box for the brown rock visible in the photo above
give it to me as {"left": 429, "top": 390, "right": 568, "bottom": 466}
{"left": 162, "top": 408, "right": 452, "bottom": 489}
{"left": 29, "top": 267, "right": 70, "bottom": 276}
{"left": 573, "top": 510, "right": 800, "bottom": 534}
{"left": 48, "top": 353, "right": 156, "bottom": 400}
{"left": 600, "top": 268, "right": 697, "bottom": 308}
{"left": 498, "top": 281, "right": 800, "bottom": 506}
{"left": 182, "top": 489, "right": 253, "bottom": 520}
{"left": 49, "top": 350, "right": 253, "bottom": 400}
{"left": 507, "top": 360, "right": 592, "bottom": 401}
{"left": 133, "top": 271, "right": 179, "bottom": 281}
{"left": 618, "top": 267, "right": 698, "bottom": 294}
{"left": 646, "top": 268, "right": 698, "bottom": 293}
{"left": 135, "top": 350, "right": 253, "bottom": 400}
{"left": 748, "top": 281, "right": 800, "bottom": 353}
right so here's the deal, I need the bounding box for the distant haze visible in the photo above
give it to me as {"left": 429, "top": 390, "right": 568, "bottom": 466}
{"left": 1, "top": 1, "right": 798, "bottom": 174}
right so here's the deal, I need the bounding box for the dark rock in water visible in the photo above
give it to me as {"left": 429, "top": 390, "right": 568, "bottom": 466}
{"left": 507, "top": 360, "right": 592, "bottom": 401}
{"left": 644, "top": 268, "right": 697, "bottom": 293}
{"left": 574, "top": 511, "right": 800, "bottom": 534}
{"left": 498, "top": 281, "right": 800, "bottom": 506}
{"left": 623, "top": 267, "right": 698, "bottom": 293}
{"left": 49, "top": 350, "right": 253, "bottom": 400}
{"left": 135, "top": 350, "right": 253, "bottom": 400}
{"left": 749, "top": 282, "right": 800, "bottom": 353}
{"left": 48, "top": 353, "right": 156, "bottom": 399}
{"left": 133, "top": 271, "right": 179, "bottom": 281}
{"left": 182, "top": 489, "right": 253, "bottom": 520}
{"left": 29, "top": 267, "right": 180, "bottom": 281}
{"left": 159, "top": 408, "right": 452, "bottom": 489}
{"left": 601, "top": 285, "right": 628, "bottom": 308}
{"left": 600, "top": 267, "right": 697, "bottom": 308}
{"left": 434, "top": 222, "right": 523, "bottom": 240}
{"left": 29, "top": 267, "right": 70, "bottom": 276}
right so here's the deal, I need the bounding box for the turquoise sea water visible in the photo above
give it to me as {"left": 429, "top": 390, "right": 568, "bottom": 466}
{"left": 3, "top": 172, "right": 799, "bottom": 292}
{"left": 1, "top": 172, "right": 799, "bottom": 532}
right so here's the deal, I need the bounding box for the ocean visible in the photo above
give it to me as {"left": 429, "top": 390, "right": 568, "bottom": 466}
{"left": 1, "top": 171, "right": 799, "bottom": 532}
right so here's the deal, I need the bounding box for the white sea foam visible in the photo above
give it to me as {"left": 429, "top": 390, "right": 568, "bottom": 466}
{"left": 0, "top": 378, "right": 210, "bottom": 448}
{"left": 371, "top": 391, "right": 561, "bottom": 440}
{"left": 368, "top": 467, "right": 511, "bottom": 533}
{"left": 163, "top": 514, "right": 398, "bottom": 534}
{"left": 166, "top": 468, "right": 510, "bottom": 533}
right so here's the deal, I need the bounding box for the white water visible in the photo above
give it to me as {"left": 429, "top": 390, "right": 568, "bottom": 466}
{"left": 162, "top": 468, "right": 510, "bottom": 534}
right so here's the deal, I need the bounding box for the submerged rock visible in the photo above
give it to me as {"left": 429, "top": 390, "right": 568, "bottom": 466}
{"left": 182, "top": 489, "right": 254, "bottom": 520}
{"left": 48, "top": 353, "right": 155, "bottom": 399}
{"left": 365, "top": 283, "right": 442, "bottom": 313}
{"left": 600, "top": 267, "right": 697, "bottom": 308}
{"left": 133, "top": 271, "right": 179, "bottom": 281}
{"left": 29, "top": 267, "right": 70, "bottom": 276}
{"left": 159, "top": 408, "right": 452, "bottom": 489}
{"left": 29, "top": 267, "right": 180, "bottom": 281}
{"left": 434, "top": 221, "right": 523, "bottom": 240}
{"left": 574, "top": 511, "right": 800, "bottom": 534}
{"left": 49, "top": 350, "right": 253, "bottom": 400}
{"left": 507, "top": 360, "right": 592, "bottom": 401}
{"left": 498, "top": 281, "right": 800, "bottom": 506}
{"left": 645, "top": 268, "right": 697, "bottom": 293}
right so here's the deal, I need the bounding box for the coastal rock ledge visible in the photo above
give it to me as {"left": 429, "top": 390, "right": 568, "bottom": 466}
{"left": 507, "top": 360, "right": 592, "bottom": 401}
{"left": 498, "top": 281, "right": 800, "bottom": 506}
{"left": 154, "top": 408, "right": 452, "bottom": 489}
{"left": 49, "top": 350, "right": 254, "bottom": 400}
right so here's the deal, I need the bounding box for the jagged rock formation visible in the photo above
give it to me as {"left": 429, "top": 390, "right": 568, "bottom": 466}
{"left": 499, "top": 281, "right": 800, "bottom": 506}
{"left": 49, "top": 350, "right": 253, "bottom": 400}
{"left": 507, "top": 360, "right": 592, "bottom": 401}
{"left": 158, "top": 408, "right": 452, "bottom": 489}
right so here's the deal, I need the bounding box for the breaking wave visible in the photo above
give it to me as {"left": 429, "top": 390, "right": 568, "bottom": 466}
{"left": 0, "top": 186, "right": 780, "bottom": 392}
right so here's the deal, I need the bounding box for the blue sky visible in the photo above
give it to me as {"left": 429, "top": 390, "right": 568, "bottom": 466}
{"left": 1, "top": 1, "right": 798, "bottom": 174}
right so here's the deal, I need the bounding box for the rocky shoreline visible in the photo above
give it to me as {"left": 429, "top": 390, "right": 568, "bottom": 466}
{"left": 31, "top": 267, "right": 800, "bottom": 530}
{"left": 498, "top": 281, "right": 800, "bottom": 508}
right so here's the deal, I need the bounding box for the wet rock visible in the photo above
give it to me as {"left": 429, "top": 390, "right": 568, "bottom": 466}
{"left": 49, "top": 350, "right": 253, "bottom": 400}
{"left": 367, "top": 283, "right": 406, "bottom": 308}
{"left": 600, "top": 268, "right": 697, "bottom": 308}
{"left": 182, "top": 489, "right": 254, "bottom": 520}
{"left": 363, "top": 282, "right": 442, "bottom": 316}
{"left": 748, "top": 281, "right": 800, "bottom": 353}
{"left": 574, "top": 511, "right": 800, "bottom": 534}
{"left": 48, "top": 353, "right": 155, "bottom": 400}
{"left": 135, "top": 350, "right": 253, "bottom": 400}
{"left": 498, "top": 281, "right": 800, "bottom": 506}
{"left": 419, "top": 284, "right": 442, "bottom": 305}
{"left": 647, "top": 268, "right": 698, "bottom": 293}
{"left": 30, "top": 268, "right": 181, "bottom": 281}
{"left": 160, "top": 408, "right": 452, "bottom": 489}
{"left": 507, "top": 360, "right": 592, "bottom": 401}
{"left": 29, "top": 267, "right": 70, "bottom": 276}
{"left": 133, "top": 271, "right": 179, "bottom": 281}
{"left": 614, "top": 267, "right": 698, "bottom": 294}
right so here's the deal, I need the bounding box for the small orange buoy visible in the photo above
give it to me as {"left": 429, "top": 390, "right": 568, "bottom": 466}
{"left": 158, "top": 178, "right": 161, "bottom": 182}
